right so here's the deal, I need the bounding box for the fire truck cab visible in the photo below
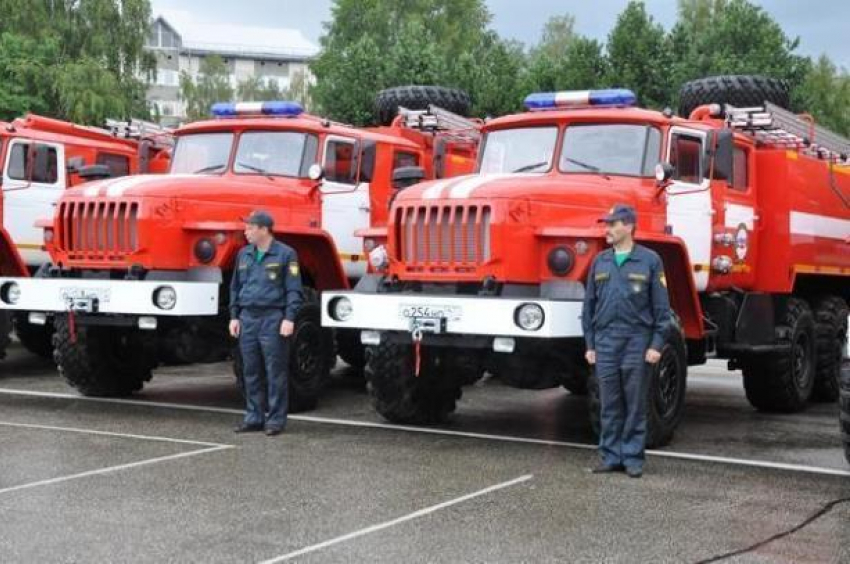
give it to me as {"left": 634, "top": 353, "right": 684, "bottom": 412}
{"left": 322, "top": 86, "right": 850, "bottom": 446}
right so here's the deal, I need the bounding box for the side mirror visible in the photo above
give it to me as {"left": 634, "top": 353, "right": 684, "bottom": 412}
{"left": 654, "top": 162, "right": 674, "bottom": 187}
{"left": 713, "top": 129, "right": 734, "bottom": 183}
{"left": 392, "top": 166, "right": 426, "bottom": 190}
{"left": 308, "top": 163, "right": 324, "bottom": 181}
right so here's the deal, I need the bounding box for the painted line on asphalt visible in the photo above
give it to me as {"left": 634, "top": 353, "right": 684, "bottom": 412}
{"left": 0, "top": 420, "right": 230, "bottom": 448}
{"left": 1, "top": 387, "right": 849, "bottom": 478}
{"left": 258, "top": 474, "right": 534, "bottom": 563}
{"left": 0, "top": 445, "right": 231, "bottom": 496}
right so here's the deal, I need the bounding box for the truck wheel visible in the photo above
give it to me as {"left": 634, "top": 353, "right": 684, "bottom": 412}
{"left": 743, "top": 298, "right": 816, "bottom": 412}
{"left": 0, "top": 311, "right": 11, "bottom": 360}
{"left": 13, "top": 312, "right": 54, "bottom": 359}
{"left": 232, "top": 302, "right": 333, "bottom": 413}
{"left": 336, "top": 329, "right": 366, "bottom": 371}
{"left": 839, "top": 361, "right": 850, "bottom": 464}
{"left": 560, "top": 345, "right": 590, "bottom": 396}
{"left": 811, "top": 296, "right": 849, "bottom": 402}
{"left": 53, "top": 314, "right": 154, "bottom": 397}
{"left": 588, "top": 324, "right": 688, "bottom": 449}
{"left": 364, "top": 341, "right": 463, "bottom": 424}
{"left": 677, "top": 75, "right": 790, "bottom": 118}
{"left": 375, "top": 85, "right": 471, "bottom": 126}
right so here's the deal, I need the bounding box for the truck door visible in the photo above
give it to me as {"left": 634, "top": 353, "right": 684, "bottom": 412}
{"left": 719, "top": 143, "right": 757, "bottom": 287}
{"left": 2, "top": 139, "right": 66, "bottom": 266}
{"left": 320, "top": 136, "right": 370, "bottom": 280}
{"left": 665, "top": 127, "right": 712, "bottom": 291}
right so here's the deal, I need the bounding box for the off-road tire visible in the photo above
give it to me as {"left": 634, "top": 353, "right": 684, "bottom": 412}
{"left": 742, "top": 298, "right": 816, "bottom": 413}
{"left": 678, "top": 75, "right": 790, "bottom": 118}
{"left": 588, "top": 322, "right": 688, "bottom": 449}
{"left": 839, "top": 361, "right": 850, "bottom": 464}
{"left": 364, "top": 341, "right": 463, "bottom": 424}
{"left": 375, "top": 85, "right": 471, "bottom": 126}
{"left": 53, "top": 314, "right": 154, "bottom": 397}
{"left": 233, "top": 301, "right": 333, "bottom": 413}
{"left": 13, "top": 312, "right": 54, "bottom": 359}
{"left": 811, "top": 296, "right": 849, "bottom": 402}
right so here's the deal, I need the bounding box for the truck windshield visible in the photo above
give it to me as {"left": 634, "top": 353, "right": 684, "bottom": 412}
{"left": 559, "top": 124, "right": 661, "bottom": 177}
{"left": 171, "top": 133, "right": 234, "bottom": 174}
{"left": 479, "top": 127, "right": 558, "bottom": 174}
{"left": 234, "top": 131, "right": 318, "bottom": 178}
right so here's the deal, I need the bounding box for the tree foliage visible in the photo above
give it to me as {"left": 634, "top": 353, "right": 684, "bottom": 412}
{"left": 0, "top": 0, "right": 155, "bottom": 124}
{"left": 179, "top": 55, "right": 233, "bottom": 122}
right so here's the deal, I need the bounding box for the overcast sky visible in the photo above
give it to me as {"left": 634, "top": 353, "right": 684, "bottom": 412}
{"left": 150, "top": 0, "right": 849, "bottom": 68}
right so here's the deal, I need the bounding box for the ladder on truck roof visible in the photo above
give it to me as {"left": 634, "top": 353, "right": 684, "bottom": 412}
{"left": 398, "top": 105, "right": 481, "bottom": 142}
{"left": 102, "top": 118, "right": 174, "bottom": 148}
{"left": 725, "top": 101, "right": 850, "bottom": 165}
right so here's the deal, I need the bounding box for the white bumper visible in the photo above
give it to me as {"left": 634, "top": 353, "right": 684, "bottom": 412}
{"left": 321, "top": 291, "right": 584, "bottom": 338}
{"left": 0, "top": 277, "right": 219, "bottom": 316}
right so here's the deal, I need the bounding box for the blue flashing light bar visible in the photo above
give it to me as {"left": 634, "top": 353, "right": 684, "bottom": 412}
{"left": 211, "top": 101, "right": 304, "bottom": 117}
{"left": 524, "top": 89, "right": 637, "bottom": 111}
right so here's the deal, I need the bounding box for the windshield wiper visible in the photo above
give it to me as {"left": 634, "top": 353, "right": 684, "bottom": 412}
{"left": 236, "top": 162, "right": 275, "bottom": 181}
{"left": 511, "top": 161, "right": 548, "bottom": 173}
{"left": 193, "top": 164, "right": 226, "bottom": 174}
{"left": 562, "top": 157, "right": 611, "bottom": 180}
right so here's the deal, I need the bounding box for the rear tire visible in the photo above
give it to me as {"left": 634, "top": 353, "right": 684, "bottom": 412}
{"left": 0, "top": 311, "right": 11, "bottom": 360}
{"left": 13, "top": 312, "right": 54, "bottom": 359}
{"left": 375, "top": 85, "right": 471, "bottom": 126}
{"left": 677, "top": 75, "right": 790, "bottom": 118}
{"left": 742, "top": 298, "right": 816, "bottom": 413}
{"left": 232, "top": 301, "right": 333, "bottom": 413}
{"left": 364, "top": 341, "right": 463, "bottom": 424}
{"left": 53, "top": 314, "right": 155, "bottom": 397}
{"left": 588, "top": 322, "right": 688, "bottom": 449}
{"left": 811, "top": 296, "right": 848, "bottom": 402}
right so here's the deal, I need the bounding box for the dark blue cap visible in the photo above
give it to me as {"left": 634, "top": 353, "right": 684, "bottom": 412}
{"left": 598, "top": 203, "right": 637, "bottom": 225}
{"left": 244, "top": 210, "right": 274, "bottom": 229}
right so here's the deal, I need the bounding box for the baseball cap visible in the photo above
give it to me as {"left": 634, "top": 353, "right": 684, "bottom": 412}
{"left": 598, "top": 204, "right": 637, "bottom": 225}
{"left": 244, "top": 210, "right": 274, "bottom": 229}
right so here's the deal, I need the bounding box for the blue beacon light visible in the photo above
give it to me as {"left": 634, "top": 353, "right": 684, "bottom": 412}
{"left": 211, "top": 101, "right": 304, "bottom": 117}
{"left": 523, "top": 89, "right": 637, "bottom": 111}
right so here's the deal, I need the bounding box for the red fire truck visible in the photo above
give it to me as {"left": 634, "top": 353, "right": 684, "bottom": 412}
{"left": 322, "top": 76, "right": 850, "bottom": 447}
{"left": 0, "top": 115, "right": 171, "bottom": 359}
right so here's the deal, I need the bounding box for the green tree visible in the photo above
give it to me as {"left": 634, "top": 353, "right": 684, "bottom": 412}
{"left": 795, "top": 55, "right": 850, "bottom": 136}
{"left": 237, "top": 76, "right": 284, "bottom": 102}
{"left": 179, "top": 55, "right": 234, "bottom": 122}
{"left": 0, "top": 0, "right": 155, "bottom": 123}
{"left": 311, "top": 0, "right": 526, "bottom": 124}
{"left": 534, "top": 14, "right": 577, "bottom": 60}
{"left": 606, "top": 1, "right": 672, "bottom": 109}
{"left": 668, "top": 0, "right": 809, "bottom": 108}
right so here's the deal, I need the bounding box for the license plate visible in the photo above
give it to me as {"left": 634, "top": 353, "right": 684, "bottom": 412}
{"left": 399, "top": 304, "right": 462, "bottom": 321}
{"left": 60, "top": 287, "right": 111, "bottom": 311}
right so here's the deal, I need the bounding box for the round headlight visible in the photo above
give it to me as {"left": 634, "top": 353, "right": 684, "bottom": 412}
{"left": 331, "top": 297, "right": 353, "bottom": 322}
{"left": 154, "top": 286, "right": 177, "bottom": 310}
{"left": 43, "top": 229, "right": 55, "bottom": 244}
{"left": 515, "top": 303, "right": 545, "bottom": 331}
{"left": 194, "top": 238, "right": 216, "bottom": 264}
{"left": 369, "top": 245, "right": 389, "bottom": 271}
{"left": 363, "top": 238, "right": 377, "bottom": 253}
{"left": 547, "top": 247, "right": 575, "bottom": 277}
{"left": 3, "top": 282, "right": 21, "bottom": 305}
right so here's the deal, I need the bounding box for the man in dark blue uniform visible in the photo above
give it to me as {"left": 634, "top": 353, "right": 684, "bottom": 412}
{"left": 229, "top": 210, "right": 304, "bottom": 436}
{"left": 582, "top": 204, "right": 671, "bottom": 478}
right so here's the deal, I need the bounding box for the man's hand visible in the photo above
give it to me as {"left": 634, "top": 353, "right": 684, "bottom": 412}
{"left": 645, "top": 348, "right": 662, "bottom": 364}
{"left": 280, "top": 320, "right": 295, "bottom": 337}
{"left": 229, "top": 319, "right": 241, "bottom": 338}
{"left": 585, "top": 350, "right": 596, "bottom": 365}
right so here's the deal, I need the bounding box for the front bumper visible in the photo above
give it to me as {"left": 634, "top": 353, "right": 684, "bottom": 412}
{"left": 0, "top": 277, "right": 219, "bottom": 316}
{"left": 321, "top": 291, "right": 584, "bottom": 339}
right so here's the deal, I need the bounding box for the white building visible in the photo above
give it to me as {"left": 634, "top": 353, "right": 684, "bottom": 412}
{"left": 145, "top": 11, "right": 319, "bottom": 126}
